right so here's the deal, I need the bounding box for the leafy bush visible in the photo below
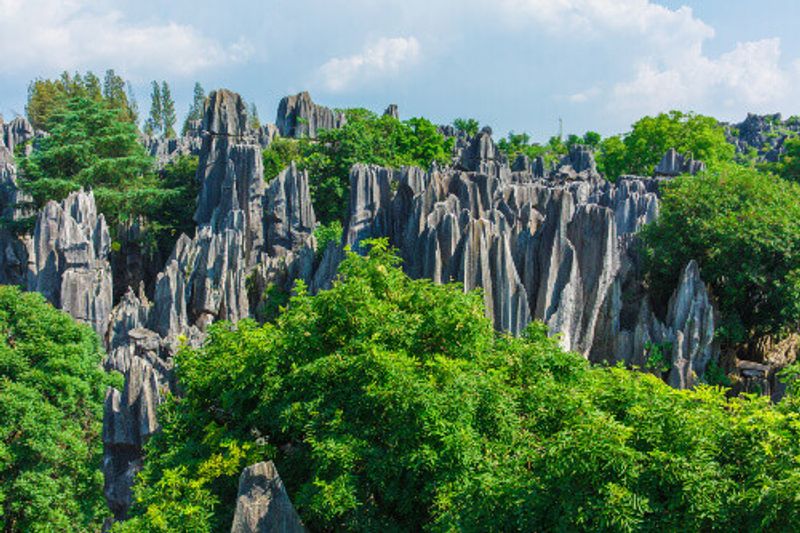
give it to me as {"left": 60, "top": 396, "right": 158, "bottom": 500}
{"left": 598, "top": 110, "right": 735, "bottom": 180}
{"left": 640, "top": 164, "right": 800, "bottom": 342}
{"left": 0, "top": 286, "right": 111, "bottom": 531}
{"left": 262, "top": 109, "right": 453, "bottom": 224}
{"left": 452, "top": 117, "right": 480, "bottom": 137}
{"left": 122, "top": 240, "right": 800, "bottom": 532}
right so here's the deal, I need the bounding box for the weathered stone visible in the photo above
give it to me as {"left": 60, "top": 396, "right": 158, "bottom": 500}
{"left": 231, "top": 462, "right": 306, "bottom": 533}
{"left": 265, "top": 163, "right": 316, "bottom": 256}
{"left": 276, "top": 92, "right": 345, "bottom": 139}
{"left": 27, "top": 189, "right": 113, "bottom": 336}
{"left": 654, "top": 148, "right": 706, "bottom": 176}
{"left": 383, "top": 104, "right": 399, "bottom": 119}
{"left": 665, "top": 260, "right": 716, "bottom": 388}
{"left": 2, "top": 116, "right": 35, "bottom": 155}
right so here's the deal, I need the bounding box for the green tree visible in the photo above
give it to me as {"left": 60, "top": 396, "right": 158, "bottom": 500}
{"left": 102, "top": 69, "right": 137, "bottom": 123}
{"left": 452, "top": 117, "right": 480, "bottom": 137}
{"left": 768, "top": 135, "right": 800, "bottom": 183}
{"left": 248, "top": 102, "right": 261, "bottom": 130}
{"left": 0, "top": 286, "right": 113, "bottom": 531}
{"left": 262, "top": 109, "right": 452, "bottom": 224}
{"left": 119, "top": 240, "right": 800, "bottom": 532}
{"left": 640, "top": 164, "right": 800, "bottom": 342}
{"left": 596, "top": 135, "right": 627, "bottom": 181}
{"left": 83, "top": 71, "right": 102, "bottom": 101}
{"left": 182, "top": 82, "right": 206, "bottom": 135}
{"left": 19, "top": 96, "right": 153, "bottom": 210}
{"left": 622, "top": 110, "right": 734, "bottom": 177}
{"left": 161, "top": 81, "right": 177, "bottom": 139}
{"left": 145, "top": 81, "right": 163, "bottom": 137}
{"left": 26, "top": 70, "right": 136, "bottom": 130}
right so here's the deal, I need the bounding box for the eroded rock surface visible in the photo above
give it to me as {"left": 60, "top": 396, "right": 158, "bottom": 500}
{"left": 276, "top": 91, "right": 345, "bottom": 139}
{"left": 26, "top": 189, "right": 113, "bottom": 337}
{"left": 231, "top": 462, "right": 306, "bottom": 533}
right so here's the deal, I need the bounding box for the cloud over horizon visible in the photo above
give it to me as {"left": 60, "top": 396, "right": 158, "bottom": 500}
{"left": 1, "top": 0, "right": 799, "bottom": 136}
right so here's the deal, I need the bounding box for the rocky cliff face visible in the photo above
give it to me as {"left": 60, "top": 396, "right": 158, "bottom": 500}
{"left": 100, "top": 89, "right": 319, "bottom": 520}
{"left": 328, "top": 136, "right": 712, "bottom": 375}
{"left": 26, "top": 190, "right": 113, "bottom": 337}
{"left": 230, "top": 462, "right": 306, "bottom": 533}
{"left": 276, "top": 91, "right": 345, "bottom": 139}
{"left": 724, "top": 113, "right": 800, "bottom": 162}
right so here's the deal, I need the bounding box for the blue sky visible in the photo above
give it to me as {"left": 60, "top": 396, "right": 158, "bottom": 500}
{"left": 2, "top": 0, "right": 799, "bottom": 141}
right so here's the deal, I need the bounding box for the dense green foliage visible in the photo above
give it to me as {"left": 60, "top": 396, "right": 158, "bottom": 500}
{"left": 26, "top": 70, "right": 138, "bottom": 130}
{"left": 497, "top": 132, "right": 566, "bottom": 167}
{"left": 18, "top": 95, "right": 199, "bottom": 255}
{"left": 145, "top": 81, "right": 177, "bottom": 138}
{"left": 182, "top": 82, "right": 206, "bottom": 135}
{"left": 119, "top": 241, "right": 800, "bottom": 532}
{"left": 0, "top": 286, "right": 112, "bottom": 531}
{"left": 766, "top": 135, "right": 800, "bottom": 183}
{"left": 20, "top": 96, "right": 153, "bottom": 209}
{"left": 598, "top": 111, "right": 735, "bottom": 180}
{"left": 640, "top": 164, "right": 800, "bottom": 342}
{"left": 452, "top": 117, "right": 480, "bottom": 137}
{"left": 262, "top": 109, "right": 453, "bottom": 224}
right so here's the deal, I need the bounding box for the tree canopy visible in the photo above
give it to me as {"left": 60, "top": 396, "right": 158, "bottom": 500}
{"left": 0, "top": 286, "right": 113, "bottom": 532}
{"left": 26, "top": 70, "right": 138, "bottom": 131}
{"left": 18, "top": 95, "right": 199, "bottom": 257}
{"left": 117, "top": 240, "right": 800, "bottom": 532}
{"left": 640, "top": 164, "right": 800, "bottom": 342}
{"left": 598, "top": 111, "right": 735, "bottom": 180}
{"left": 261, "top": 109, "right": 453, "bottom": 224}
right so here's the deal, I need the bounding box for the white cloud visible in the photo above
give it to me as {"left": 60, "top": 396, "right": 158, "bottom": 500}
{"left": 318, "top": 37, "right": 421, "bottom": 92}
{"left": 567, "top": 86, "right": 601, "bottom": 103}
{"left": 0, "top": 0, "right": 251, "bottom": 77}
{"left": 494, "top": 0, "right": 799, "bottom": 119}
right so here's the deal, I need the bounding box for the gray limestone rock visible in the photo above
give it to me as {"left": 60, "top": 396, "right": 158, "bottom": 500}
{"left": 276, "top": 92, "right": 345, "bottom": 139}
{"left": 2, "top": 116, "right": 35, "bottom": 155}
{"left": 383, "top": 104, "right": 400, "bottom": 119}
{"left": 265, "top": 163, "right": 316, "bottom": 256}
{"left": 231, "top": 462, "right": 306, "bottom": 533}
{"left": 654, "top": 148, "right": 706, "bottom": 176}
{"left": 27, "top": 189, "right": 113, "bottom": 336}
{"left": 665, "top": 260, "right": 716, "bottom": 388}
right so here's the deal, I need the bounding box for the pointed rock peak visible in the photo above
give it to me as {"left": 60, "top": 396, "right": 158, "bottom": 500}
{"left": 203, "top": 89, "right": 249, "bottom": 137}
{"left": 231, "top": 461, "right": 306, "bottom": 533}
{"left": 276, "top": 91, "right": 345, "bottom": 139}
{"left": 383, "top": 104, "right": 399, "bottom": 119}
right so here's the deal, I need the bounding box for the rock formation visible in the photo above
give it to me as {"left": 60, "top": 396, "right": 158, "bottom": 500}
{"left": 654, "top": 148, "right": 706, "bottom": 176}
{"left": 1, "top": 116, "right": 36, "bottom": 155}
{"left": 26, "top": 189, "right": 113, "bottom": 337}
{"left": 231, "top": 462, "right": 306, "bottom": 533}
{"left": 100, "top": 89, "right": 320, "bottom": 520}
{"left": 328, "top": 134, "right": 714, "bottom": 370}
{"left": 275, "top": 92, "right": 345, "bottom": 139}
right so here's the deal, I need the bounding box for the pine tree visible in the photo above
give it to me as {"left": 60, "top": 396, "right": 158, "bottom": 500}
{"left": 102, "top": 69, "right": 136, "bottom": 123}
{"left": 248, "top": 102, "right": 261, "bottom": 130}
{"left": 145, "top": 81, "right": 162, "bottom": 137}
{"left": 83, "top": 71, "right": 102, "bottom": 101}
{"left": 161, "top": 81, "right": 176, "bottom": 139}
{"left": 182, "top": 82, "right": 205, "bottom": 135}
{"left": 126, "top": 82, "right": 139, "bottom": 124}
